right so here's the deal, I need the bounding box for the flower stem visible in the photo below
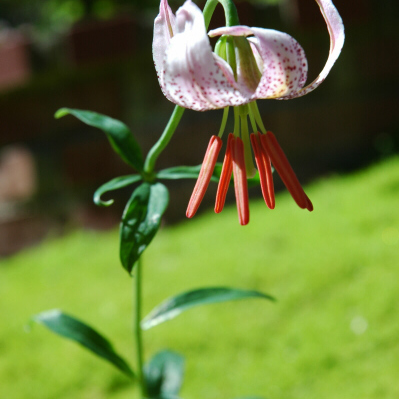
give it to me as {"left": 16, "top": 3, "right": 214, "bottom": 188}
{"left": 134, "top": 258, "right": 147, "bottom": 398}
{"left": 144, "top": 105, "right": 185, "bottom": 175}
{"left": 203, "top": 0, "right": 240, "bottom": 29}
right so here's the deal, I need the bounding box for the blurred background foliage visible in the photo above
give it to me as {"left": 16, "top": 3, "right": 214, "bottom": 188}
{"left": 1, "top": 156, "right": 399, "bottom": 399}
{"left": 0, "top": 0, "right": 398, "bottom": 396}
{"left": 0, "top": 0, "right": 284, "bottom": 49}
{"left": 0, "top": 0, "right": 397, "bottom": 254}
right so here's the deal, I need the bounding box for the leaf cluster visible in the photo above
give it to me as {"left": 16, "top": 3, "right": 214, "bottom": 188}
{"left": 30, "top": 107, "right": 275, "bottom": 398}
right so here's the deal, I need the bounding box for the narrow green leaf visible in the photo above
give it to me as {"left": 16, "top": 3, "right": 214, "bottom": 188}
{"left": 142, "top": 287, "right": 275, "bottom": 330}
{"left": 157, "top": 165, "right": 219, "bottom": 182}
{"left": 32, "top": 310, "right": 134, "bottom": 379}
{"left": 55, "top": 108, "right": 144, "bottom": 171}
{"left": 144, "top": 350, "right": 184, "bottom": 398}
{"left": 157, "top": 164, "right": 260, "bottom": 187}
{"left": 120, "top": 182, "right": 169, "bottom": 273}
{"left": 94, "top": 175, "right": 142, "bottom": 207}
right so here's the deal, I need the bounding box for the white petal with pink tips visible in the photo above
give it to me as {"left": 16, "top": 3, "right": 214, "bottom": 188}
{"left": 161, "top": 0, "right": 251, "bottom": 111}
{"left": 281, "top": 0, "right": 345, "bottom": 99}
{"left": 153, "top": 0, "right": 176, "bottom": 89}
{"left": 210, "top": 26, "right": 308, "bottom": 99}
{"left": 153, "top": 0, "right": 345, "bottom": 110}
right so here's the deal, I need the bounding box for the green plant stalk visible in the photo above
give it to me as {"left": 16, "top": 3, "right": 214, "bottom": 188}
{"left": 203, "top": 0, "right": 240, "bottom": 29}
{"left": 143, "top": 105, "right": 185, "bottom": 175}
{"left": 138, "top": 1, "right": 240, "bottom": 395}
{"left": 134, "top": 258, "right": 147, "bottom": 398}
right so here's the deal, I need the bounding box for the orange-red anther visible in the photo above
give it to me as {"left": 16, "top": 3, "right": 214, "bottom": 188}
{"left": 215, "top": 133, "right": 234, "bottom": 213}
{"left": 260, "top": 131, "right": 313, "bottom": 211}
{"left": 231, "top": 136, "right": 250, "bottom": 225}
{"left": 186, "top": 135, "right": 223, "bottom": 218}
{"left": 250, "top": 132, "right": 275, "bottom": 209}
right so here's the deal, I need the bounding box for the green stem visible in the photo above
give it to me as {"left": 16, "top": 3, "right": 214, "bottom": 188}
{"left": 203, "top": 0, "right": 240, "bottom": 29}
{"left": 134, "top": 258, "right": 147, "bottom": 398}
{"left": 143, "top": 105, "right": 185, "bottom": 175}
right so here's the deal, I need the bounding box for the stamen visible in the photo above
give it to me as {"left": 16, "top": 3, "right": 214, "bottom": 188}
{"left": 233, "top": 107, "right": 240, "bottom": 136}
{"left": 215, "top": 133, "right": 234, "bottom": 213}
{"left": 248, "top": 102, "right": 266, "bottom": 134}
{"left": 240, "top": 113, "right": 257, "bottom": 178}
{"left": 186, "top": 136, "right": 223, "bottom": 218}
{"left": 248, "top": 105, "right": 258, "bottom": 133}
{"left": 250, "top": 132, "right": 275, "bottom": 209}
{"left": 232, "top": 136, "right": 250, "bottom": 225}
{"left": 218, "top": 107, "right": 229, "bottom": 138}
{"left": 260, "top": 132, "right": 313, "bottom": 211}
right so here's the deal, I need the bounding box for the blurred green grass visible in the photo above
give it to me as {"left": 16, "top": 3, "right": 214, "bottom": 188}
{"left": 1, "top": 157, "right": 399, "bottom": 399}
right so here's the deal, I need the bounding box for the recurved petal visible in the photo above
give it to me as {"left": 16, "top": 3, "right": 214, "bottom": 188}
{"left": 163, "top": 0, "right": 250, "bottom": 111}
{"left": 282, "top": 0, "right": 345, "bottom": 99}
{"left": 153, "top": 0, "right": 176, "bottom": 87}
{"left": 210, "top": 26, "right": 308, "bottom": 99}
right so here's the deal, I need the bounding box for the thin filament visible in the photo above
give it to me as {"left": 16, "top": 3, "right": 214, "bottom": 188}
{"left": 249, "top": 102, "right": 266, "bottom": 134}
{"left": 218, "top": 107, "right": 230, "bottom": 138}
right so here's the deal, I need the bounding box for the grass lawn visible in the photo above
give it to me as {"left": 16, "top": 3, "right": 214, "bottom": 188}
{"left": 1, "top": 156, "right": 399, "bottom": 399}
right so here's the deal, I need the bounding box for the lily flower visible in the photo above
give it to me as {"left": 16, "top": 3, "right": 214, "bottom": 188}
{"left": 153, "top": 0, "right": 344, "bottom": 224}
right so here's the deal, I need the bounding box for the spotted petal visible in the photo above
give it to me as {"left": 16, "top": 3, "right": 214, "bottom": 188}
{"left": 285, "top": 0, "right": 345, "bottom": 98}
{"left": 162, "top": 0, "right": 251, "bottom": 111}
{"left": 209, "top": 0, "right": 344, "bottom": 101}
{"left": 210, "top": 26, "right": 308, "bottom": 99}
{"left": 153, "top": 0, "right": 176, "bottom": 89}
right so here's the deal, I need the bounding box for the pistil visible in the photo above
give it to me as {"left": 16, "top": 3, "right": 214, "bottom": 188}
{"left": 237, "top": 104, "right": 256, "bottom": 178}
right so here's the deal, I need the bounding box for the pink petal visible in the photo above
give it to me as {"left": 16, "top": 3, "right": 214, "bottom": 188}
{"left": 153, "top": 0, "right": 176, "bottom": 89}
{"left": 282, "top": 0, "right": 345, "bottom": 99}
{"left": 162, "top": 1, "right": 250, "bottom": 111}
{"left": 210, "top": 26, "right": 308, "bottom": 99}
